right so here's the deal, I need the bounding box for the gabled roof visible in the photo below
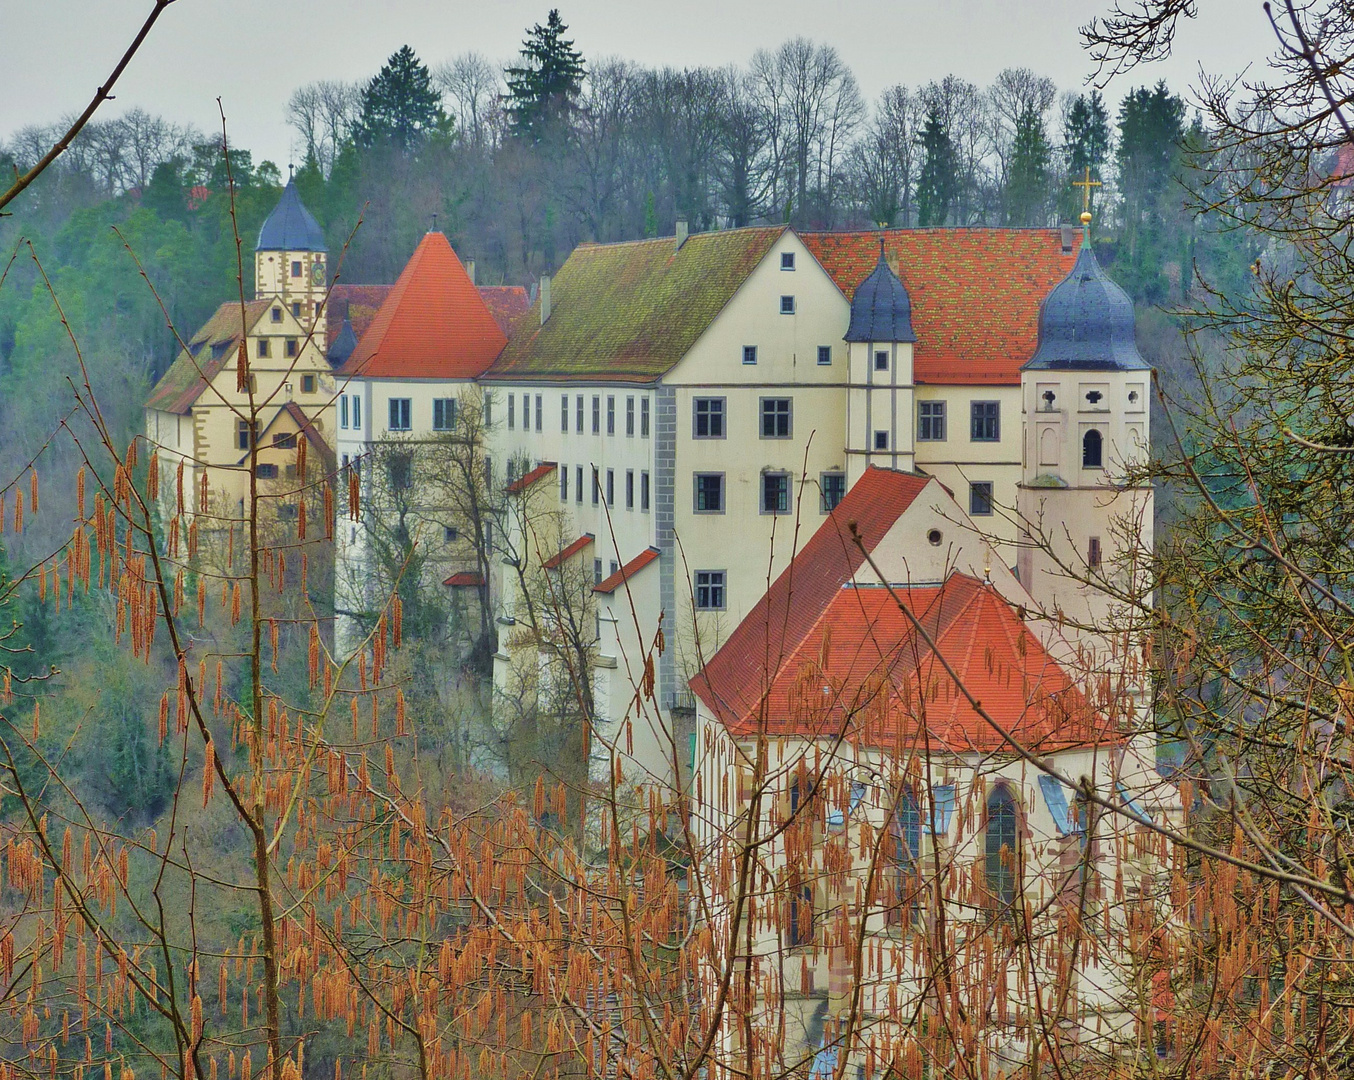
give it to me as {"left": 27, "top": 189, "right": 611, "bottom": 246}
{"left": 801, "top": 228, "right": 1077, "bottom": 385}
{"left": 690, "top": 466, "right": 932, "bottom": 726}
{"left": 542, "top": 534, "right": 594, "bottom": 570}
{"left": 595, "top": 547, "right": 660, "bottom": 594}
{"left": 146, "top": 300, "right": 272, "bottom": 414}
{"left": 239, "top": 401, "right": 335, "bottom": 471}
{"left": 486, "top": 227, "right": 787, "bottom": 383}
{"left": 506, "top": 461, "right": 557, "bottom": 494}
{"left": 326, "top": 317, "right": 358, "bottom": 367}
{"left": 339, "top": 232, "right": 507, "bottom": 380}
{"left": 721, "top": 574, "right": 1100, "bottom": 752}
{"left": 256, "top": 180, "right": 327, "bottom": 252}
{"left": 444, "top": 571, "right": 485, "bottom": 587}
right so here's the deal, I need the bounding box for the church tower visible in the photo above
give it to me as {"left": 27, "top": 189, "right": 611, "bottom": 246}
{"left": 844, "top": 243, "right": 916, "bottom": 485}
{"left": 1016, "top": 213, "right": 1153, "bottom": 676}
{"left": 255, "top": 179, "right": 329, "bottom": 339}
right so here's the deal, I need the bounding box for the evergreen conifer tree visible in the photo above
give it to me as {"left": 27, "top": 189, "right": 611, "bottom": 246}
{"left": 915, "top": 105, "right": 956, "bottom": 227}
{"left": 356, "top": 45, "right": 448, "bottom": 151}
{"left": 1004, "top": 106, "right": 1051, "bottom": 225}
{"left": 504, "top": 10, "right": 586, "bottom": 144}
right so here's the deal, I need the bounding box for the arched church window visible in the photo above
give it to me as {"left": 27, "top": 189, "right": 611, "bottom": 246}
{"left": 985, "top": 785, "right": 1019, "bottom": 910}
{"left": 1082, "top": 428, "right": 1103, "bottom": 468}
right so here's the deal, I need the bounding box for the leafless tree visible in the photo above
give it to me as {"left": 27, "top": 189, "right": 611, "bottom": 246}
{"left": 848, "top": 84, "right": 922, "bottom": 226}
{"left": 433, "top": 52, "right": 504, "bottom": 149}
{"left": 714, "top": 65, "right": 777, "bottom": 227}
{"left": 986, "top": 67, "right": 1058, "bottom": 190}
{"left": 285, "top": 80, "right": 360, "bottom": 176}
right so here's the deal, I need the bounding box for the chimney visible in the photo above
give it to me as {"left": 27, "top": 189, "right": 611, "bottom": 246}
{"left": 540, "top": 275, "right": 552, "bottom": 324}
{"left": 466, "top": 258, "right": 476, "bottom": 285}
{"left": 675, "top": 219, "right": 689, "bottom": 250}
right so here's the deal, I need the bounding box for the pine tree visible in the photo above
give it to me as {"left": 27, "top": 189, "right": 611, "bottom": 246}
{"left": 355, "top": 45, "right": 448, "bottom": 151}
{"left": 1116, "top": 81, "right": 1186, "bottom": 300}
{"left": 914, "top": 105, "right": 956, "bottom": 227}
{"left": 503, "top": 10, "right": 586, "bottom": 144}
{"left": 1004, "top": 106, "right": 1051, "bottom": 225}
{"left": 1061, "top": 90, "right": 1110, "bottom": 220}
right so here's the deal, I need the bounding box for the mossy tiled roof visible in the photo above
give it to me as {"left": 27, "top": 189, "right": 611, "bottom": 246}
{"left": 146, "top": 300, "right": 272, "bottom": 414}
{"left": 486, "top": 227, "right": 787, "bottom": 383}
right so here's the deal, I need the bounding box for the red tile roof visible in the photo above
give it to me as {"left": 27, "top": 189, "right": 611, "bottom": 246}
{"left": 339, "top": 232, "right": 507, "bottom": 380}
{"left": 595, "top": 547, "right": 660, "bottom": 594}
{"left": 542, "top": 533, "right": 594, "bottom": 570}
{"left": 801, "top": 229, "right": 1076, "bottom": 385}
{"left": 478, "top": 285, "right": 530, "bottom": 334}
{"left": 443, "top": 571, "right": 485, "bottom": 587}
{"left": 326, "top": 284, "right": 392, "bottom": 351}
{"left": 506, "top": 461, "right": 557, "bottom": 494}
{"left": 690, "top": 466, "right": 932, "bottom": 724}
{"left": 729, "top": 574, "right": 1102, "bottom": 752}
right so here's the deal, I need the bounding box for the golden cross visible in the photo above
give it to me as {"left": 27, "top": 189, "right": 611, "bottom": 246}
{"left": 1072, "top": 166, "right": 1102, "bottom": 214}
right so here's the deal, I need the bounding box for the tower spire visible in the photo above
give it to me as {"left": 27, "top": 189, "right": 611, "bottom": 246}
{"left": 1071, "top": 167, "right": 1102, "bottom": 248}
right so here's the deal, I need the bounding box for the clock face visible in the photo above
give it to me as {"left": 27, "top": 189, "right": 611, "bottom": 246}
{"left": 310, "top": 260, "right": 326, "bottom": 285}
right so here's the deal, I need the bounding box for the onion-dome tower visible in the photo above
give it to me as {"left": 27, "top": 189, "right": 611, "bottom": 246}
{"left": 1017, "top": 211, "right": 1154, "bottom": 680}
{"left": 844, "top": 241, "right": 917, "bottom": 483}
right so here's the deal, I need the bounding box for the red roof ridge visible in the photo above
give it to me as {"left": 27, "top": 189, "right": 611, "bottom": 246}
{"left": 542, "top": 533, "right": 594, "bottom": 570}
{"left": 506, "top": 461, "right": 557, "bottom": 494}
{"left": 594, "top": 546, "right": 661, "bottom": 594}
{"left": 443, "top": 571, "right": 485, "bottom": 587}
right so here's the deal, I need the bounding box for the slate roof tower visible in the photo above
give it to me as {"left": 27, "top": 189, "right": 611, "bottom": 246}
{"left": 255, "top": 179, "right": 329, "bottom": 340}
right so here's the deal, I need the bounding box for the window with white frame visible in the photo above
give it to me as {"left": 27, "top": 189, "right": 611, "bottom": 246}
{"left": 695, "top": 570, "right": 726, "bottom": 610}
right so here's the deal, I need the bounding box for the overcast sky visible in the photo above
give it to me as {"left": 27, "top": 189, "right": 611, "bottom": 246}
{"left": 5, "top": 0, "right": 1277, "bottom": 167}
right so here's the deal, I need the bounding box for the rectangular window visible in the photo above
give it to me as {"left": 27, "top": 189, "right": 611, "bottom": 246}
{"left": 592, "top": 396, "right": 601, "bottom": 434}
{"left": 592, "top": 466, "right": 600, "bottom": 505}
{"left": 340, "top": 395, "right": 349, "bottom": 429}
{"left": 352, "top": 395, "right": 361, "bottom": 428}
{"left": 969, "top": 481, "right": 994, "bottom": 516}
{"left": 483, "top": 392, "right": 492, "bottom": 426}
{"left": 291, "top": 260, "right": 302, "bottom": 278}
{"left": 694, "top": 397, "right": 725, "bottom": 438}
{"left": 388, "top": 398, "right": 411, "bottom": 431}
{"left": 285, "top": 338, "right": 298, "bottom": 358}
{"left": 641, "top": 397, "right": 650, "bottom": 437}
{"left": 301, "top": 373, "right": 316, "bottom": 393}
{"left": 256, "top": 463, "right": 278, "bottom": 479}
{"left": 508, "top": 394, "right": 516, "bottom": 431}
{"left": 236, "top": 419, "right": 254, "bottom": 450}
{"left": 575, "top": 465, "right": 583, "bottom": 504}
{"left": 521, "top": 393, "right": 530, "bottom": 431}
{"left": 560, "top": 467, "right": 568, "bottom": 501}
{"left": 742, "top": 345, "right": 757, "bottom": 365}
{"left": 432, "top": 398, "right": 457, "bottom": 431}
{"left": 760, "top": 397, "right": 792, "bottom": 438}
{"left": 256, "top": 338, "right": 270, "bottom": 359}
{"left": 291, "top": 301, "right": 301, "bottom": 317}
{"left": 762, "top": 472, "right": 791, "bottom": 514}
{"left": 445, "top": 526, "right": 459, "bottom": 543}
{"left": 626, "top": 469, "right": 634, "bottom": 509}
{"left": 821, "top": 472, "right": 847, "bottom": 513}
{"left": 1088, "top": 536, "right": 1102, "bottom": 568}
{"left": 694, "top": 473, "right": 724, "bottom": 513}
{"left": 817, "top": 345, "right": 831, "bottom": 366}
{"left": 272, "top": 432, "right": 296, "bottom": 448}
{"left": 641, "top": 471, "right": 650, "bottom": 511}
{"left": 971, "top": 401, "right": 1000, "bottom": 442}
{"left": 780, "top": 295, "right": 795, "bottom": 314}
{"left": 606, "top": 469, "right": 614, "bottom": 506}
{"left": 593, "top": 559, "right": 603, "bottom": 586}
{"left": 561, "top": 395, "right": 569, "bottom": 432}
{"left": 270, "top": 307, "right": 282, "bottom": 323}
{"left": 606, "top": 395, "right": 615, "bottom": 435}
{"left": 874, "top": 430, "right": 889, "bottom": 451}
{"left": 388, "top": 453, "right": 412, "bottom": 491}
{"left": 695, "top": 570, "right": 726, "bottom": 611}
{"left": 576, "top": 395, "right": 584, "bottom": 433}
{"left": 626, "top": 396, "right": 635, "bottom": 437}
{"left": 781, "top": 252, "right": 795, "bottom": 270}
{"left": 918, "top": 401, "right": 946, "bottom": 441}
{"left": 535, "top": 394, "right": 543, "bottom": 432}
{"left": 874, "top": 349, "right": 889, "bottom": 371}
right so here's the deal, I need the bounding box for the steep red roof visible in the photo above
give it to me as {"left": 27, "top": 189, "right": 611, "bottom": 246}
{"left": 801, "top": 229, "right": 1076, "bottom": 385}
{"left": 690, "top": 467, "right": 931, "bottom": 725}
{"left": 542, "top": 534, "right": 594, "bottom": 570}
{"left": 478, "top": 285, "right": 530, "bottom": 334}
{"left": 506, "top": 461, "right": 557, "bottom": 494}
{"left": 339, "top": 232, "right": 507, "bottom": 379}
{"left": 730, "top": 574, "right": 1102, "bottom": 751}
{"left": 443, "top": 571, "right": 485, "bottom": 587}
{"left": 595, "top": 547, "right": 660, "bottom": 594}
